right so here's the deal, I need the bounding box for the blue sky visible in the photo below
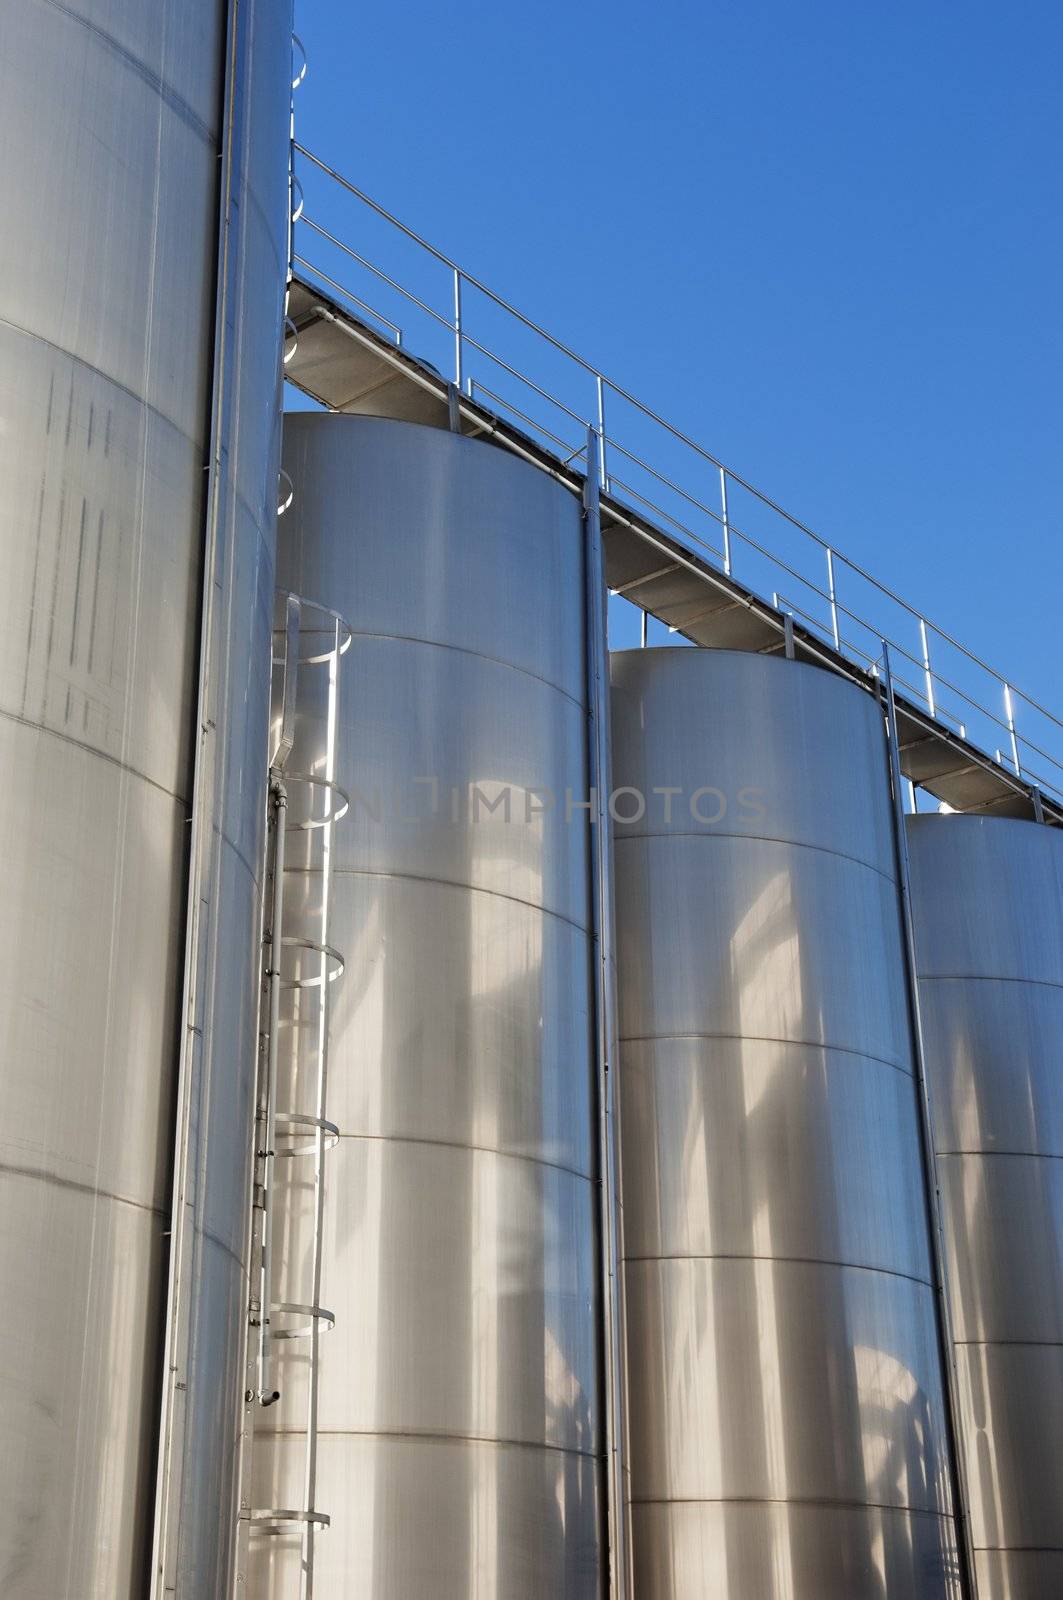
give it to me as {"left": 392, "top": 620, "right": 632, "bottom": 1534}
{"left": 291, "top": 0, "right": 1060, "bottom": 750}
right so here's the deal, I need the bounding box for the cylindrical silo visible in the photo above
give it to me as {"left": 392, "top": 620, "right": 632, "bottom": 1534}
{"left": 907, "top": 815, "right": 1063, "bottom": 1600}
{"left": 611, "top": 647, "right": 961, "bottom": 1599}
{"left": 0, "top": 4, "right": 291, "bottom": 1596}
{"left": 250, "top": 413, "right": 603, "bottom": 1596}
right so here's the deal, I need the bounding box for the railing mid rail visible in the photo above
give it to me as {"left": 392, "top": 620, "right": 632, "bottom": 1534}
{"left": 289, "top": 140, "right": 1063, "bottom": 809}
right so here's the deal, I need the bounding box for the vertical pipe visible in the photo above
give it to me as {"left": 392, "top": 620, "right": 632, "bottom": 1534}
{"left": 719, "top": 466, "right": 732, "bottom": 576}
{"left": 640, "top": 609, "right": 648, "bottom": 649}
{"left": 584, "top": 425, "right": 630, "bottom": 1599}
{"left": 596, "top": 375, "right": 609, "bottom": 489}
{"left": 920, "top": 617, "right": 937, "bottom": 720}
{"left": 151, "top": 6, "right": 293, "bottom": 1589}
{"left": 453, "top": 269, "right": 464, "bottom": 390}
{"left": 826, "top": 546, "right": 841, "bottom": 650}
{"left": 881, "top": 642, "right": 976, "bottom": 1600}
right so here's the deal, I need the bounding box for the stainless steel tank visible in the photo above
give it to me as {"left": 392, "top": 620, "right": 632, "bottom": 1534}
{"left": 249, "top": 413, "right": 603, "bottom": 1596}
{"left": 0, "top": 4, "right": 291, "bottom": 1595}
{"left": 907, "top": 815, "right": 1063, "bottom": 1600}
{"left": 610, "top": 647, "right": 961, "bottom": 1599}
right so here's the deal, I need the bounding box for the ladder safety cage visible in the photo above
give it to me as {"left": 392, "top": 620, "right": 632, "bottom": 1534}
{"left": 245, "top": 587, "right": 353, "bottom": 1598}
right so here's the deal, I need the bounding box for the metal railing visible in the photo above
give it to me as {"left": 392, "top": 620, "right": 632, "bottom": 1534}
{"left": 290, "top": 141, "right": 1063, "bottom": 808}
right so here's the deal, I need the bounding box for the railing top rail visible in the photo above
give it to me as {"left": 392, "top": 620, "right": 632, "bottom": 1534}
{"left": 291, "top": 141, "right": 1063, "bottom": 753}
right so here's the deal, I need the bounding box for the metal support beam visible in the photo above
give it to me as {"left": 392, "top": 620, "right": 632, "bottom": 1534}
{"left": 611, "top": 562, "right": 681, "bottom": 598}
{"left": 881, "top": 642, "right": 976, "bottom": 1600}
{"left": 583, "top": 426, "right": 631, "bottom": 1600}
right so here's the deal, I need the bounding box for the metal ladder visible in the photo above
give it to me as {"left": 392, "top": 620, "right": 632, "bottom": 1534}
{"left": 241, "top": 590, "right": 352, "bottom": 1596}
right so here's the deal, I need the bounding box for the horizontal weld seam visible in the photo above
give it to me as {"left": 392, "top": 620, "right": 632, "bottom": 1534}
{"left": 288, "top": 863, "right": 592, "bottom": 935}
{"left": 918, "top": 973, "right": 1063, "bottom": 994}
{"left": 629, "top": 1495, "right": 953, "bottom": 1520}
{"left": 0, "top": 1159, "right": 164, "bottom": 1218}
{"left": 0, "top": 705, "right": 189, "bottom": 808}
{"left": 953, "top": 1338, "right": 1063, "bottom": 1349}
{"left": 937, "top": 1149, "right": 1063, "bottom": 1162}
{"left": 614, "top": 828, "right": 896, "bottom": 885}
{"left": 339, "top": 627, "right": 586, "bottom": 712}
{"left": 618, "top": 1030, "right": 910, "bottom": 1077}
{"left": 971, "top": 1543, "right": 1063, "bottom": 1553}
{"left": 259, "top": 1426, "right": 600, "bottom": 1460}
{"left": 332, "top": 1128, "right": 595, "bottom": 1185}
{"left": 623, "top": 1252, "right": 934, "bottom": 1291}
{"left": 0, "top": 310, "right": 206, "bottom": 452}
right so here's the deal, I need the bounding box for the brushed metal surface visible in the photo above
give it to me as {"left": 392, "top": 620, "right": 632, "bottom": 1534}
{"left": 973, "top": 1550, "right": 1063, "bottom": 1600}
{"left": 615, "top": 832, "right": 912, "bottom": 1067}
{"left": 262, "top": 1136, "right": 599, "bottom": 1446}
{"left": 631, "top": 1501, "right": 961, "bottom": 1599}
{"left": 283, "top": 630, "right": 590, "bottom": 927}
{"left": 622, "top": 1037, "right": 931, "bottom": 1279}
{"left": 278, "top": 415, "right": 586, "bottom": 705}
{"left": 0, "top": 1171, "right": 166, "bottom": 1598}
{"left": 0, "top": 3, "right": 291, "bottom": 1595}
{"left": 954, "top": 1342, "right": 1063, "bottom": 1555}
{"left": 609, "top": 644, "right": 896, "bottom": 867}
{"left": 937, "top": 1153, "right": 1063, "bottom": 1344}
{"left": 285, "top": 871, "right": 594, "bottom": 1173}
{"left": 908, "top": 814, "right": 1063, "bottom": 1593}
{"left": 249, "top": 1434, "right": 601, "bottom": 1599}
{"left": 250, "top": 415, "right": 601, "bottom": 1596}
{"left": 908, "top": 816, "right": 1063, "bottom": 987}
{"left": 917, "top": 979, "right": 1063, "bottom": 1157}
{"left": 627, "top": 1257, "right": 952, "bottom": 1511}
{"left": 612, "top": 649, "right": 958, "bottom": 1597}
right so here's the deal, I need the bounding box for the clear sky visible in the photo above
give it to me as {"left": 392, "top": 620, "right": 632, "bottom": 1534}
{"left": 291, "top": 0, "right": 1061, "bottom": 739}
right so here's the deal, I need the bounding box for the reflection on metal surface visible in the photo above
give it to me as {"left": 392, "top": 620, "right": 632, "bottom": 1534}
{"left": 0, "top": 2, "right": 291, "bottom": 1595}
{"left": 909, "top": 816, "right": 1063, "bottom": 1600}
{"left": 611, "top": 648, "right": 960, "bottom": 1598}
{"left": 246, "top": 414, "right": 602, "bottom": 1597}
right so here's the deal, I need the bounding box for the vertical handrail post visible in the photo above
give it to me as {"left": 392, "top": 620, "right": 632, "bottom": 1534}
{"left": 453, "top": 269, "right": 464, "bottom": 390}
{"left": 920, "top": 618, "right": 937, "bottom": 720}
{"left": 881, "top": 641, "right": 976, "bottom": 1600}
{"left": 596, "top": 375, "right": 608, "bottom": 490}
{"left": 1004, "top": 683, "right": 1021, "bottom": 775}
{"left": 719, "top": 467, "right": 732, "bottom": 576}
{"left": 583, "top": 425, "right": 631, "bottom": 1599}
{"left": 826, "top": 546, "right": 841, "bottom": 651}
